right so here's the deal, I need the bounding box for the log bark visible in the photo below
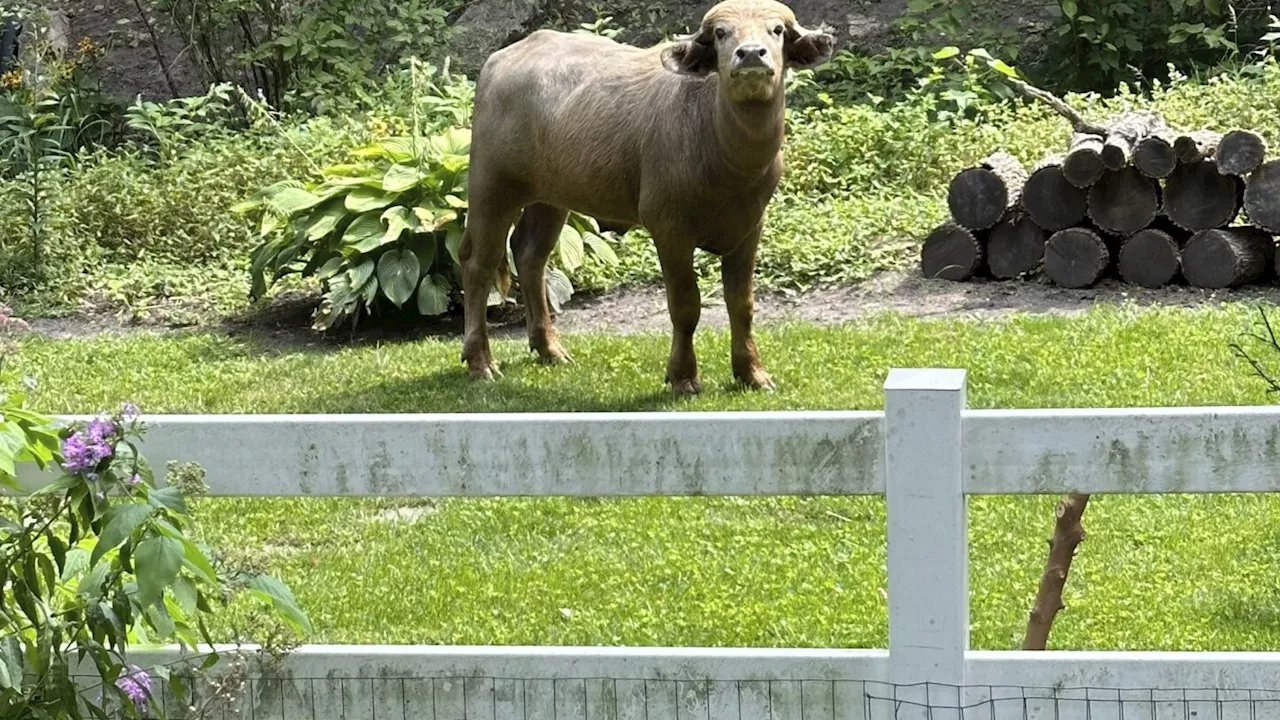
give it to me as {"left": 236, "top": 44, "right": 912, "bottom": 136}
{"left": 1045, "top": 227, "right": 1110, "bottom": 288}
{"left": 1243, "top": 160, "right": 1280, "bottom": 233}
{"left": 1101, "top": 111, "right": 1166, "bottom": 171}
{"left": 1133, "top": 132, "right": 1178, "bottom": 179}
{"left": 1164, "top": 160, "right": 1242, "bottom": 231}
{"left": 1216, "top": 129, "right": 1267, "bottom": 176}
{"left": 987, "top": 213, "right": 1046, "bottom": 279}
{"left": 1022, "top": 494, "right": 1090, "bottom": 651}
{"left": 1023, "top": 155, "right": 1089, "bottom": 231}
{"left": 948, "top": 151, "right": 1028, "bottom": 230}
{"left": 1174, "top": 130, "right": 1222, "bottom": 164}
{"left": 1087, "top": 168, "right": 1160, "bottom": 235}
{"left": 1119, "top": 226, "right": 1185, "bottom": 288}
{"left": 1000, "top": 76, "right": 1109, "bottom": 136}
{"left": 1063, "top": 133, "right": 1106, "bottom": 188}
{"left": 921, "top": 223, "right": 984, "bottom": 281}
{"left": 1181, "top": 227, "right": 1276, "bottom": 289}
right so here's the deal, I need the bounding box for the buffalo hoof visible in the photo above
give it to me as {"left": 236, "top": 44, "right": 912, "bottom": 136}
{"left": 669, "top": 377, "right": 703, "bottom": 396}
{"left": 532, "top": 341, "right": 574, "bottom": 365}
{"left": 465, "top": 355, "right": 503, "bottom": 381}
{"left": 736, "top": 367, "right": 776, "bottom": 392}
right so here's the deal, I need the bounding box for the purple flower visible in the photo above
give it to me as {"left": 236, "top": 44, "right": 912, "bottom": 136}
{"left": 121, "top": 402, "right": 140, "bottom": 423}
{"left": 129, "top": 473, "right": 142, "bottom": 486}
{"left": 115, "top": 665, "right": 152, "bottom": 713}
{"left": 61, "top": 420, "right": 117, "bottom": 474}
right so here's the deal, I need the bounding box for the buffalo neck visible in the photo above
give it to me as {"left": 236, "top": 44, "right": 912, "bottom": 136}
{"left": 711, "top": 84, "right": 786, "bottom": 180}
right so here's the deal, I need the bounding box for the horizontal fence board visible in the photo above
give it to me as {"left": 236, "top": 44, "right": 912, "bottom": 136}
{"left": 966, "top": 650, "right": 1280, "bottom": 689}
{"left": 964, "top": 407, "right": 1280, "bottom": 494}
{"left": 16, "top": 413, "right": 885, "bottom": 497}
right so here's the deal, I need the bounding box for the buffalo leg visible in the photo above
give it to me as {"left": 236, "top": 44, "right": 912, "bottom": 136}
{"left": 721, "top": 227, "right": 773, "bottom": 390}
{"left": 510, "top": 203, "right": 573, "bottom": 364}
{"left": 656, "top": 242, "right": 702, "bottom": 395}
{"left": 459, "top": 195, "right": 521, "bottom": 381}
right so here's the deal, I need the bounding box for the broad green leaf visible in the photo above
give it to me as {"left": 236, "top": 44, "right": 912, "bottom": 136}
{"left": 412, "top": 205, "right": 436, "bottom": 227}
{"left": 266, "top": 187, "right": 323, "bottom": 215}
{"left": 933, "top": 46, "right": 961, "bottom": 59}
{"left": 316, "top": 255, "right": 345, "bottom": 280}
{"left": 91, "top": 503, "right": 152, "bottom": 567}
{"left": 306, "top": 199, "right": 348, "bottom": 240}
{"left": 341, "top": 211, "right": 387, "bottom": 254}
{"left": 430, "top": 127, "right": 472, "bottom": 156}
{"left": 345, "top": 187, "right": 397, "bottom": 213}
{"left": 349, "top": 258, "right": 376, "bottom": 291}
{"left": 416, "top": 274, "right": 451, "bottom": 316}
{"left": 247, "top": 575, "right": 313, "bottom": 634}
{"left": 79, "top": 561, "right": 110, "bottom": 598}
{"left": 1061, "top": 0, "right": 1077, "bottom": 17}
{"left": 443, "top": 194, "right": 468, "bottom": 209}
{"left": 60, "top": 547, "right": 90, "bottom": 582}
{"left": 584, "top": 233, "right": 620, "bottom": 266}
{"left": 431, "top": 210, "right": 459, "bottom": 231}
{"left": 0, "top": 636, "right": 20, "bottom": 690}
{"left": 445, "top": 226, "right": 464, "bottom": 265}
{"left": 377, "top": 250, "right": 422, "bottom": 308}
{"left": 991, "top": 59, "right": 1019, "bottom": 78}
{"left": 382, "top": 205, "right": 419, "bottom": 244}
{"left": 147, "top": 485, "right": 188, "bottom": 514}
{"left": 147, "top": 602, "right": 176, "bottom": 638}
{"left": 173, "top": 576, "right": 199, "bottom": 615}
{"left": 155, "top": 519, "right": 219, "bottom": 585}
{"left": 135, "top": 536, "right": 184, "bottom": 608}
{"left": 557, "top": 225, "right": 585, "bottom": 272}
{"left": 383, "top": 163, "right": 425, "bottom": 193}
{"left": 408, "top": 234, "right": 438, "bottom": 273}
{"left": 546, "top": 268, "right": 574, "bottom": 313}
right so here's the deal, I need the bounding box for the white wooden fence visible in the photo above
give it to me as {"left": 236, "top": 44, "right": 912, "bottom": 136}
{"left": 23, "top": 368, "right": 1280, "bottom": 720}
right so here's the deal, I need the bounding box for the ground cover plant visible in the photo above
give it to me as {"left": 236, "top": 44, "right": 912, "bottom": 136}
{"left": 5, "top": 303, "right": 1280, "bottom": 651}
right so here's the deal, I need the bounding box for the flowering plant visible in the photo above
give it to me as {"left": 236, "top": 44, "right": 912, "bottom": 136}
{"left": 0, "top": 400, "right": 311, "bottom": 718}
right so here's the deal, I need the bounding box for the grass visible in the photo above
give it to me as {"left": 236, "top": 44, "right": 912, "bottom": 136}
{"left": 8, "top": 303, "right": 1280, "bottom": 651}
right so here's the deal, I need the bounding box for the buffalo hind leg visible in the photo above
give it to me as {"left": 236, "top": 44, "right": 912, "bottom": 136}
{"left": 722, "top": 226, "right": 774, "bottom": 390}
{"left": 459, "top": 197, "right": 521, "bottom": 381}
{"left": 656, "top": 242, "right": 702, "bottom": 395}
{"left": 511, "top": 203, "right": 573, "bottom": 364}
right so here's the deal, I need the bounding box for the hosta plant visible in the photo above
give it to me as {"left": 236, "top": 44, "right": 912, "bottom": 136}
{"left": 235, "top": 126, "right": 621, "bottom": 331}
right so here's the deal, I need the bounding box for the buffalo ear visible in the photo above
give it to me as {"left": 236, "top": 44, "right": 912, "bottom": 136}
{"left": 661, "top": 29, "right": 718, "bottom": 75}
{"left": 785, "top": 23, "right": 836, "bottom": 69}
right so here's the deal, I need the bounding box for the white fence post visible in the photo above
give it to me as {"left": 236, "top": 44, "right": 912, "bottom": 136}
{"left": 883, "top": 369, "right": 969, "bottom": 716}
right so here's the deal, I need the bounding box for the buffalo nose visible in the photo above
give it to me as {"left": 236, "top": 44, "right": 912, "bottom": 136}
{"left": 734, "top": 44, "right": 768, "bottom": 61}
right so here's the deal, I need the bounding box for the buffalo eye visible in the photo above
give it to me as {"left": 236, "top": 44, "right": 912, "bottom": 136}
{"left": 715, "top": 27, "right": 727, "bottom": 40}
{"left": 773, "top": 25, "right": 784, "bottom": 35}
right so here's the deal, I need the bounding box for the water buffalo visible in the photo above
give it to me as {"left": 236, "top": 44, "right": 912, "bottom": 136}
{"left": 458, "top": 0, "right": 835, "bottom": 394}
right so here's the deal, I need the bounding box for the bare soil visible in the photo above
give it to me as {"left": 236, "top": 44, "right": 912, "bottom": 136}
{"left": 23, "top": 269, "right": 1280, "bottom": 349}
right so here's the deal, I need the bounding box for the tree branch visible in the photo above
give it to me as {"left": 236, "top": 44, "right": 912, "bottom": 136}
{"left": 1022, "top": 493, "right": 1090, "bottom": 650}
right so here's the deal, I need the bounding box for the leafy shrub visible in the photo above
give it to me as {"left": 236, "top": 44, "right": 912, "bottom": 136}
{"left": 236, "top": 127, "right": 622, "bottom": 330}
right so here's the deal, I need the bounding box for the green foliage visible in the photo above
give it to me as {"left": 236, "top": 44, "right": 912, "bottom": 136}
{"left": 0, "top": 400, "right": 310, "bottom": 718}
{"left": 155, "top": 0, "right": 454, "bottom": 112}
{"left": 237, "top": 126, "right": 622, "bottom": 331}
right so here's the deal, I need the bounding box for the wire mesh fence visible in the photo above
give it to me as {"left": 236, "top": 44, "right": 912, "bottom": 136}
{"left": 113, "top": 674, "right": 1280, "bottom": 720}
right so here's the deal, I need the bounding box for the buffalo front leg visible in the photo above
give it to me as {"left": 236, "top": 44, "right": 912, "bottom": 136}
{"left": 656, "top": 242, "right": 702, "bottom": 395}
{"left": 459, "top": 200, "right": 520, "bottom": 380}
{"left": 510, "top": 203, "right": 572, "bottom": 364}
{"left": 721, "top": 228, "right": 774, "bottom": 390}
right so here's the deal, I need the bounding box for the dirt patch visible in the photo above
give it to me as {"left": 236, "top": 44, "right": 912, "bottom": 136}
{"left": 22, "top": 269, "right": 1280, "bottom": 347}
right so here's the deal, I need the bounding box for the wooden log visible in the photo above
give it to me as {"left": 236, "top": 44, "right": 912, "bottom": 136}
{"left": 947, "top": 151, "right": 1028, "bottom": 230}
{"left": 1062, "top": 133, "right": 1105, "bottom": 188}
{"left": 1174, "top": 130, "right": 1222, "bottom": 164}
{"left": 1181, "top": 227, "right": 1276, "bottom": 289}
{"left": 1087, "top": 167, "right": 1160, "bottom": 235}
{"left": 987, "top": 213, "right": 1046, "bottom": 279}
{"left": 1133, "top": 132, "right": 1177, "bottom": 179}
{"left": 1045, "top": 227, "right": 1110, "bottom": 288}
{"left": 1119, "top": 226, "right": 1186, "bottom": 288}
{"left": 1022, "top": 155, "right": 1088, "bottom": 231}
{"left": 1164, "top": 160, "right": 1242, "bottom": 231}
{"left": 1216, "top": 129, "right": 1267, "bottom": 176}
{"left": 1101, "top": 111, "right": 1165, "bottom": 171}
{"left": 1243, "top": 159, "right": 1280, "bottom": 233}
{"left": 921, "top": 223, "right": 984, "bottom": 281}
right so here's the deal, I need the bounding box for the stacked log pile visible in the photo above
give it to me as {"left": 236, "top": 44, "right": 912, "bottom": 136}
{"left": 920, "top": 100, "right": 1279, "bottom": 290}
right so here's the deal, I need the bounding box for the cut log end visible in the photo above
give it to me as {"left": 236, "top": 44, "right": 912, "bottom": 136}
{"left": 1119, "top": 229, "right": 1181, "bottom": 288}
{"left": 1133, "top": 135, "right": 1177, "bottom": 179}
{"left": 1181, "top": 227, "right": 1276, "bottom": 289}
{"left": 1243, "top": 160, "right": 1280, "bottom": 233}
{"left": 1216, "top": 129, "right": 1267, "bottom": 176}
{"left": 1087, "top": 168, "right": 1160, "bottom": 235}
{"left": 988, "top": 214, "right": 1047, "bottom": 279}
{"left": 921, "top": 223, "right": 984, "bottom": 281}
{"left": 1164, "top": 160, "right": 1242, "bottom": 231}
{"left": 1174, "top": 130, "right": 1222, "bottom": 164}
{"left": 1063, "top": 133, "right": 1105, "bottom": 188}
{"left": 1045, "top": 227, "right": 1110, "bottom": 289}
{"left": 1023, "top": 162, "right": 1088, "bottom": 231}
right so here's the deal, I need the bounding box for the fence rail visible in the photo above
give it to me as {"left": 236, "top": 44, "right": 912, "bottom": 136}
{"left": 20, "top": 368, "right": 1280, "bottom": 717}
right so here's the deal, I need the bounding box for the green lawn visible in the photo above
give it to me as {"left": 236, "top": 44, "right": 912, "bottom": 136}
{"left": 9, "top": 302, "right": 1280, "bottom": 651}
